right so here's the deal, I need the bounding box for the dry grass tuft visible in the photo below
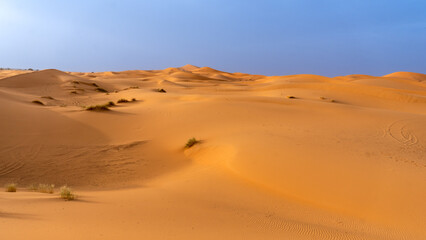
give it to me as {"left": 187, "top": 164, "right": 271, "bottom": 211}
{"left": 117, "top": 98, "right": 130, "bottom": 103}
{"left": 5, "top": 183, "right": 17, "bottom": 192}
{"left": 85, "top": 104, "right": 110, "bottom": 111}
{"left": 155, "top": 88, "right": 167, "bottom": 93}
{"left": 185, "top": 138, "right": 200, "bottom": 148}
{"left": 60, "top": 185, "right": 75, "bottom": 200}
{"left": 124, "top": 86, "right": 139, "bottom": 90}
{"left": 286, "top": 95, "right": 296, "bottom": 99}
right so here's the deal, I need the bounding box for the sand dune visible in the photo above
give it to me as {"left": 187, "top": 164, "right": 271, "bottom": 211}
{"left": 0, "top": 66, "right": 425, "bottom": 239}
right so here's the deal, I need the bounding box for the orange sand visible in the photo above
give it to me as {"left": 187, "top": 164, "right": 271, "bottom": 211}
{"left": 0, "top": 65, "right": 425, "bottom": 239}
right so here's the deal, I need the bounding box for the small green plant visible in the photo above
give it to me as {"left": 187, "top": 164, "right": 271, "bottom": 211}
{"left": 185, "top": 138, "right": 200, "bottom": 148}
{"left": 5, "top": 183, "right": 17, "bottom": 192}
{"left": 32, "top": 100, "right": 44, "bottom": 105}
{"left": 117, "top": 98, "right": 129, "bottom": 103}
{"left": 85, "top": 104, "right": 111, "bottom": 111}
{"left": 60, "top": 185, "right": 75, "bottom": 200}
{"left": 96, "top": 87, "right": 108, "bottom": 93}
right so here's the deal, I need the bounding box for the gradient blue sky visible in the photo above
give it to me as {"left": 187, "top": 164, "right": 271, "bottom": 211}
{"left": 0, "top": 0, "right": 425, "bottom": 76}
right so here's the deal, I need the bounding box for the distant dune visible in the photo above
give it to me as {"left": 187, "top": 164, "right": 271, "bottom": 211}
{"left": 0, "top": 66, "right": 425, "bottom": 240}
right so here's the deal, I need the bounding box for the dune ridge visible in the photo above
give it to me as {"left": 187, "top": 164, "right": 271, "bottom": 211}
{"left": 0, "top": 66, "right": 425, "bottom": 240}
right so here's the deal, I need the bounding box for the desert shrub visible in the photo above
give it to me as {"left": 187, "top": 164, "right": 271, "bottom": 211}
{"left": 85, "top": 104, "right": 110, "bottom": 111}
{"left": 107, "top": 101, "right": 115, "bottom": 107}
{"left": 32, "top": 100, "right": 44, "bottom": 105}
{"left": 185, "top": 138, "right": 199, "bottom": 148}
{"left": 96, "top": 87, "right": 108, "bottom": 93}
{"left": 155, "top": 88, "right": 167, "bottom": 93}
{"left": 60, "top": 185, "right": 75, "bottom": 200}
{"left": 5, "top": 183, "right": 17, "bottom": 192}
{"left": 70, "top": 91, "right": 78, "bottom": 94}
{"left": 92, "top": 83, "right": 99, "bottom": 87}
{"left": 72, "top": 80, "right": 80, "bottom": 84}
{"left": 286, "top": 95, "right": 296, "bottom": 99}
{"left": 131, "top": 98, "right": 136, "bottom": 101}
{"left": 117, "top": 98, "right": 129, "bottom": 103}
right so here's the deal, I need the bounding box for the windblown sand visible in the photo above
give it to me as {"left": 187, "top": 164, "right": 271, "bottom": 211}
{"left": 0, "top": 65, "right": 425, "bottom": 239}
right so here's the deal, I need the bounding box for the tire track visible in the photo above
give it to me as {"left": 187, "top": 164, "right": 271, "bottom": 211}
{"left": 385, "top": 119, "right": 419, "bottom": 146}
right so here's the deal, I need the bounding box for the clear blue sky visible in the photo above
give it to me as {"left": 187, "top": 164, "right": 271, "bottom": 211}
{"left": 1, "top": 0, "right": 425, "bottom": 76}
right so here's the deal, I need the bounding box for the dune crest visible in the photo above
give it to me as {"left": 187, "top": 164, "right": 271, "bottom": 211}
{"left": 179, "top": 64, "right": 200, "bottom": 72}
{"left": 383, "top": 71, "right": 426, "bottom": 81}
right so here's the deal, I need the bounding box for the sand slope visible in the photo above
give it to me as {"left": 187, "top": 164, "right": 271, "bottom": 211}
{"left": 0, "top": 67, "right": 425, "bottom": 239}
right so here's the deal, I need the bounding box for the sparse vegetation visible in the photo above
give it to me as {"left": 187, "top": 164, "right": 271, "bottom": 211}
{"left": 124, "top": 86, "right": 139, "bottom": 90}
{"left": 107, "top": 101, "right": 116, "bottom": 107}
{"left": 5, "top": 183, "right": 17, "bottom": 192}
{"left": 60, "top": 185, "right": 75, "bottom": 200}
{"left": 32, "top": 100, "right": 44, "bottom": 105}
{"left": 320, "top": 97, "right": 335, "bottom": 102}
{"left": 85, "top": 104, "right": 111, "bottom": 111}
{"left": 28, "top": 183, "right": 55, "bottom": 194}
{"left": 185, "top": 138, "right": 200, "bottom": 148}
{"left": 131, "top": 98, "right": 136, "bottom": 102}
{"left": 117, "top": 98, "right": 129, "bottom": 103}
{"left": 155, "top": 88, "right": 167, "bottom": 93}
{"left": 70, "top": 91, "right": 78, "bottom": 94}
{"left": 72, "top": 80, "right": 80, "bottom": 84}
{"left": 92, "top": 83, "right": 99, "bottom": 87}
{"left": 286, "top": 95, "right": 296, "bottom": 99}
